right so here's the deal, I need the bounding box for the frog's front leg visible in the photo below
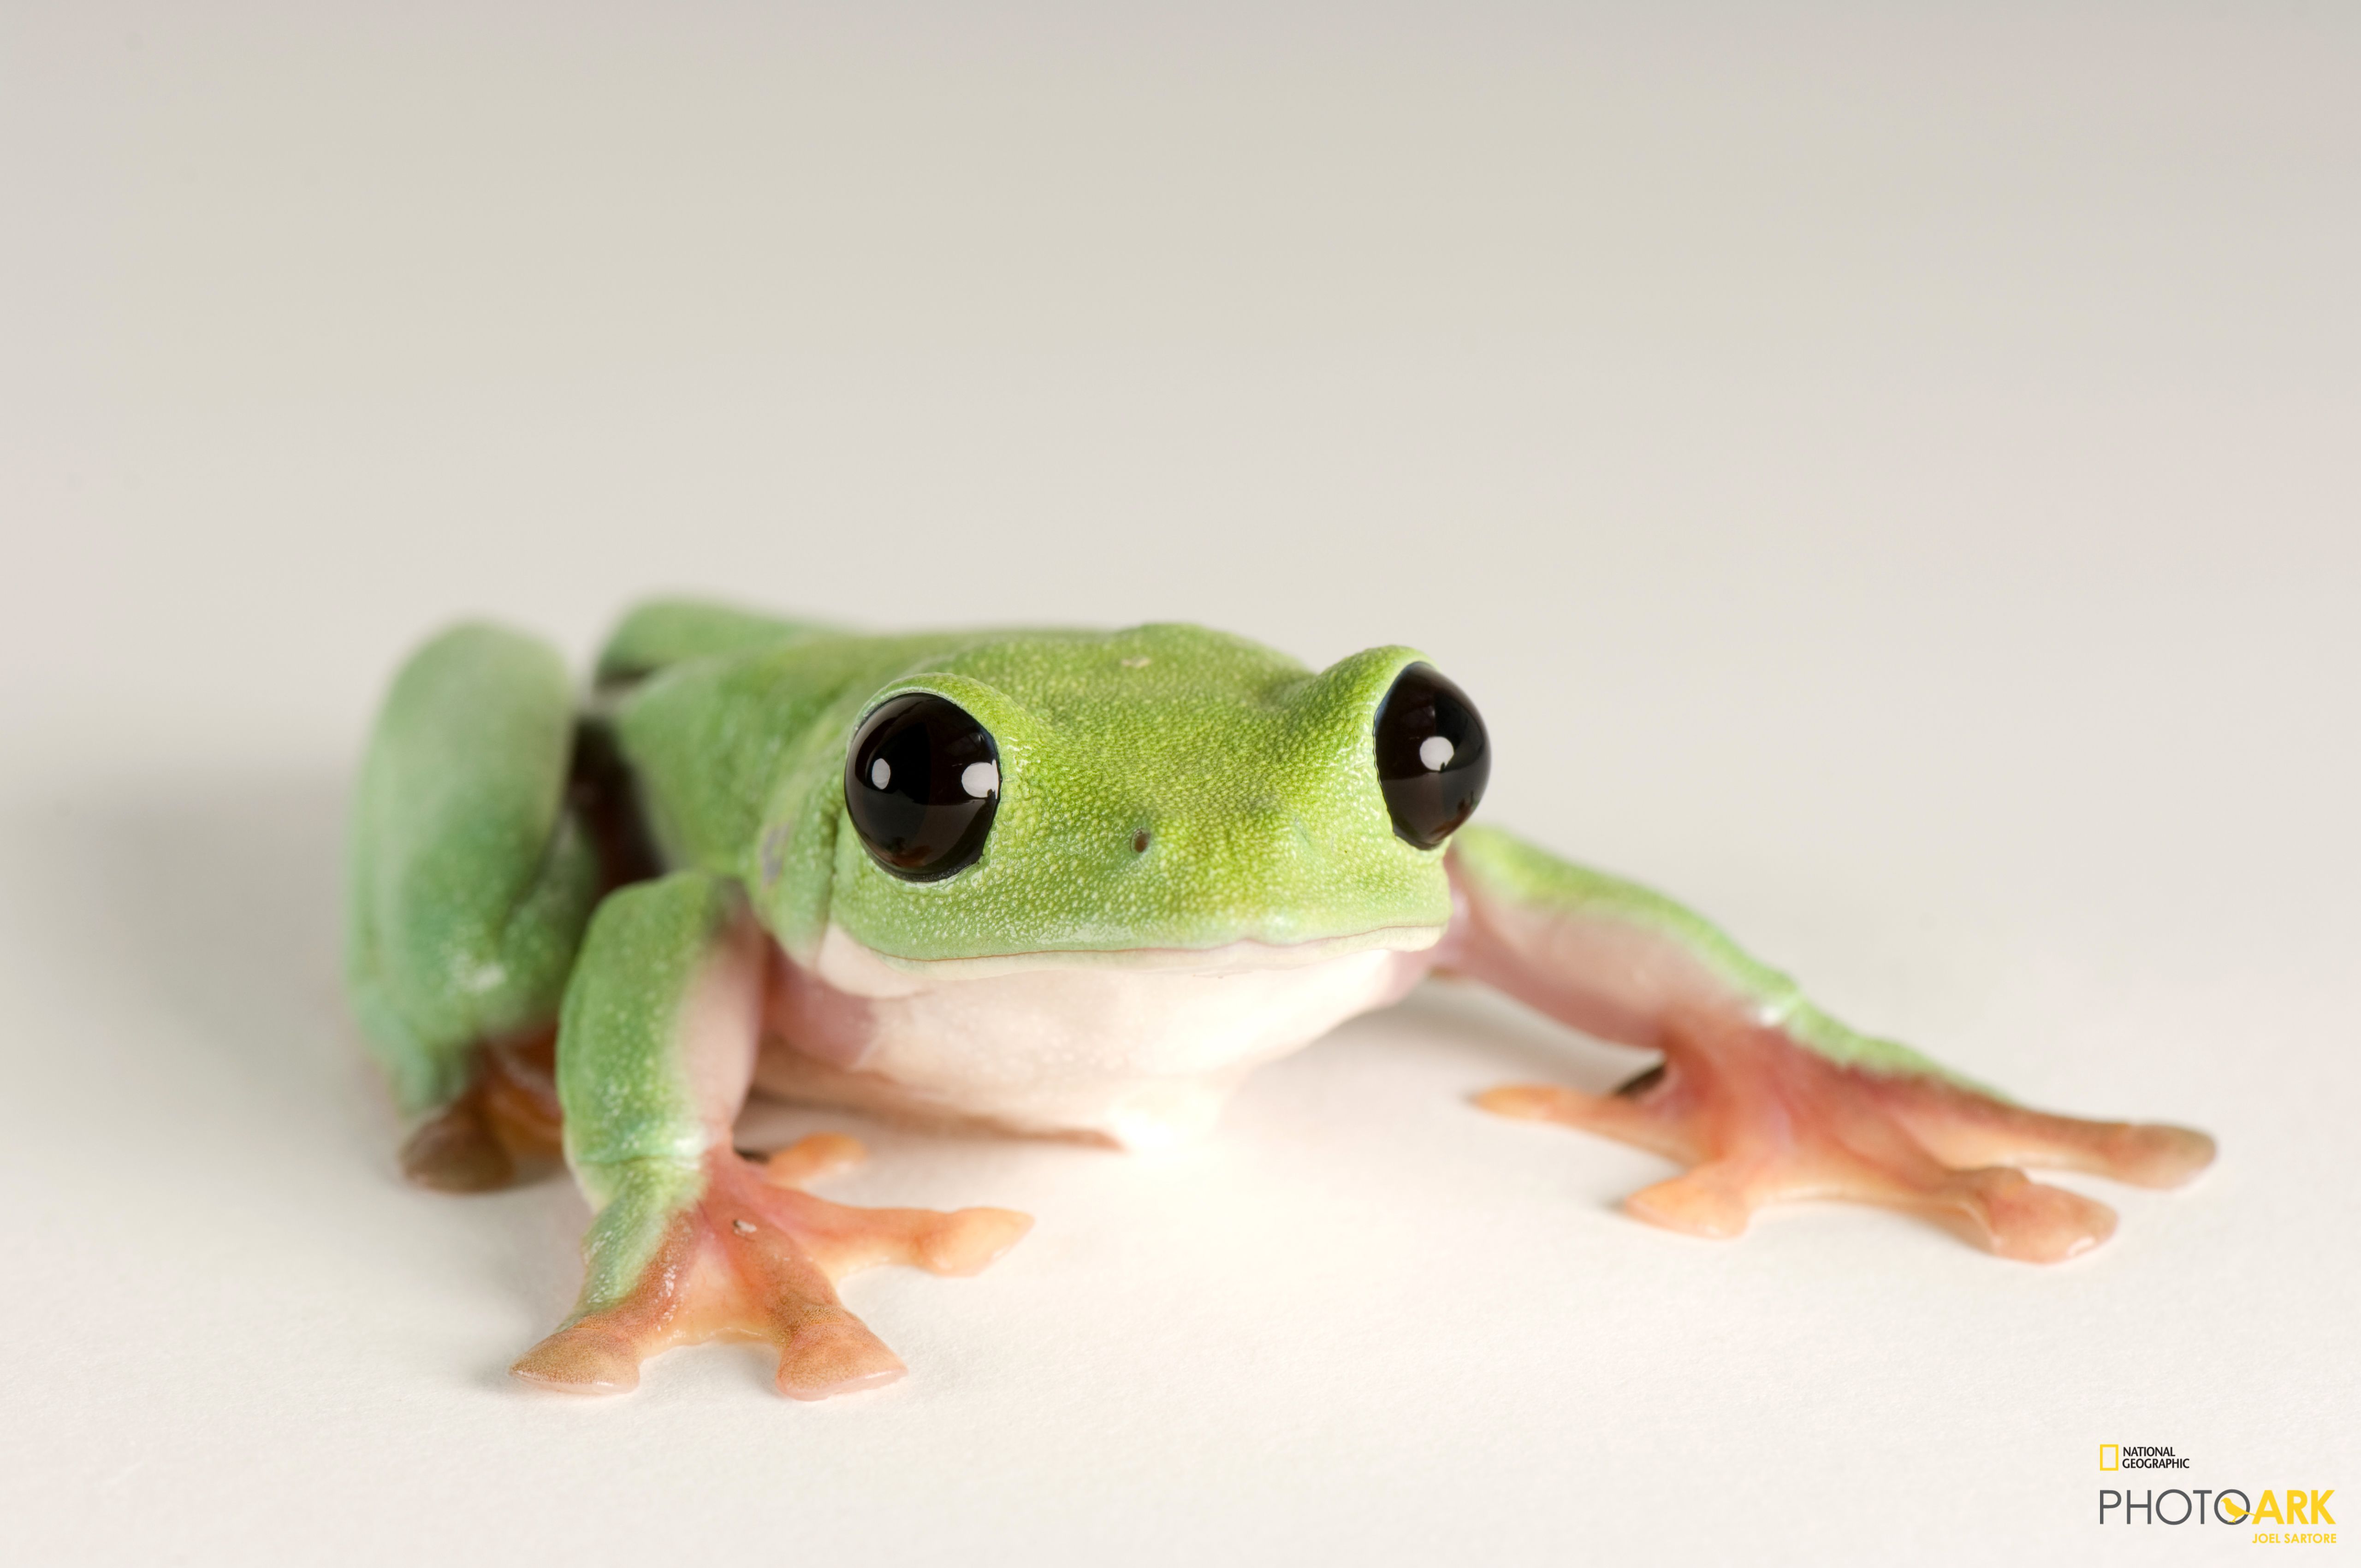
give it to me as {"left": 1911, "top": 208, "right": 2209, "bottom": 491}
{"left": 510, "top": 873, "right": 1030, "bottom": 1399}
{"left": 1441, "top": 825, "right": 2213, "bottom": 1261}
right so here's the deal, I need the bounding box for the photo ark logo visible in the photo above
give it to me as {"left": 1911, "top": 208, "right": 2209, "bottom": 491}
{"left": 2099, "top": 1443, "right": 2337, "bottom": 1542}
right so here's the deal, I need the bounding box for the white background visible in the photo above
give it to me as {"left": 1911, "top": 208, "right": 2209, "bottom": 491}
{"left": 3, "top": 4, "right": 2355, "bottom": 1562}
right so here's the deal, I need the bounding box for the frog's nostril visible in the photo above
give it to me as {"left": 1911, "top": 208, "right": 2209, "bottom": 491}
{"left": 1132, "top": 830, "right": 1151, "bottom": 855}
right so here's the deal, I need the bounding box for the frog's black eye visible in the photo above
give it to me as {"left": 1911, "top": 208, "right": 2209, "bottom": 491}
{"left": 844, "top": 693, "right": 1000, "bottom": 881}
{"left": 1373, "top": 663, "right": 1489, "bottom": 849}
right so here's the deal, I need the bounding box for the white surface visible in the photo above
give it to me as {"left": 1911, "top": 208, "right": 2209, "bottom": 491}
{"left": 3, "top": 4, "right": 2355, "bottom": 1563}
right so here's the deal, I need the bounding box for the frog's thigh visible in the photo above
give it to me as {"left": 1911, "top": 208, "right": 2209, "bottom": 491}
{"left": 346, "top": 623, "right": 606, "bottom": 1188}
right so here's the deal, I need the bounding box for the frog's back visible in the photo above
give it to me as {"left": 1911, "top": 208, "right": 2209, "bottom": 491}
{"left": 594, "top": 597, "right": 848, "bottom": 685}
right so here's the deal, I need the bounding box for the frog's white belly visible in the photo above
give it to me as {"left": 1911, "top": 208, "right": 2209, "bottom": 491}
{"left": 754, "top": 924, "right": 1439, "bottom": 1149}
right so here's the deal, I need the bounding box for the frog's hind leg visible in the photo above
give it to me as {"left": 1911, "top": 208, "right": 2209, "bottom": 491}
{"left": 511, "top": 874, "right": 1028, "bottom": 1399}
{"left": 348, "top": 623, "right": 654, "bottom": 1191}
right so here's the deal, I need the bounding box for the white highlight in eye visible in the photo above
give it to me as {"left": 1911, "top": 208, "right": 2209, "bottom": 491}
{"left": 869, "top": 757, "right": 892, "bottom": 789}
{"left": 1418, "top": 735, "right": 1455, "bottom": 772}
{"left": 961, "top": 761, "right": 1000, "bottom": 799}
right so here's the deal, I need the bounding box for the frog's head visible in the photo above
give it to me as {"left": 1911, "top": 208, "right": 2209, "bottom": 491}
{"left": 759, "top": 624, "right": 1489, "bottom": 968}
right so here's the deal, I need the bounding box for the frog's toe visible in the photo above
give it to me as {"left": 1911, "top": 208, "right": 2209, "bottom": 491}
{"left": 1476, "top": 1081, "right": 1698, "bottom": 1163}
{"left": 510, "top": 1319, "right": 647, "bottom": 1394}
{"left": 767, "top": 1190, "right": 1035, "bottom": 1280}
{"left": 1938, "top": 1167, "right": 2119, "bottom": 1263}
{"left": 400, "top": 1098, "right": 515, "bottom": 1193}
{"left": 1623, "top": 1164, "right": 1760, "bottom": 1239}
{"left": 759, "top": 1132, "right": 870, "bottom": 1186}
{"left": 922, "top": 1208, "right": 1035, "bottom": 1276}
{"left": 2113, "top": 1125, "right": 2216, "bottom": 1188}
{"left": 771, "top": 1309, "right": 908, "bottom": 1401}
{"left": 400, "top": 1034, "right": 564, "bottom": 1194}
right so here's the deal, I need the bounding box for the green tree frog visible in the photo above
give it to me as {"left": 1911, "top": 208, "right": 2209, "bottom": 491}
{"left": 346, "top": 602, "right": 2213, "bottom": 1399}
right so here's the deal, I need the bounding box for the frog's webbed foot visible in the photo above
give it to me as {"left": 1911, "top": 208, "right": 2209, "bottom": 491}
{"left": 397, "top": 1030, "right": 564, "bottom": 1193}
{"left": 511, "top": 1138, "right": 1031, "bottom": 1399}
{"left": 1478, "top": 1013, "right": 2214, "bottom": 1263}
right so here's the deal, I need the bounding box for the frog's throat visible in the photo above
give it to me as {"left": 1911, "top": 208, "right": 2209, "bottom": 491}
{"left": 766, "top": 921, "right": 1440, "bottom": 1149}
{"left": 813, "top": 920, "right": 1447, "bottom": 992}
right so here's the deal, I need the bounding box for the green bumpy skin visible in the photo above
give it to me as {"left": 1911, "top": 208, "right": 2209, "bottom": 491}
{"left": 556, "top": 871, "right": 739, "bottom": 1312}
{"left": 606, "top": 615, "right": 1455, "bottom": 964}
{"left": 344, "top": 623, "right": 601, "bottom": 1113}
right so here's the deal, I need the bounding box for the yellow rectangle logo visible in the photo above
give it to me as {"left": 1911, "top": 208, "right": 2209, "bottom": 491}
{"left": 2101, "top": 1445, "right": 2119, "bottom": 1471}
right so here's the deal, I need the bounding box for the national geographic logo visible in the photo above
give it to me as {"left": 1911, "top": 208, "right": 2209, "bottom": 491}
{"left": 2103, "top": 1444, "right": 2191, "bottom": 1471}
{"left": 2099, "top": 1443, "right": 2337, "bottom": 1542}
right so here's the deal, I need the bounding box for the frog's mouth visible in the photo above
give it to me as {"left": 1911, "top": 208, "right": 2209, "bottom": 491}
{"left": 810, "top": 920, "right": 1447, "bottom": 995}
